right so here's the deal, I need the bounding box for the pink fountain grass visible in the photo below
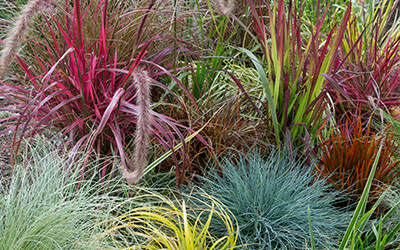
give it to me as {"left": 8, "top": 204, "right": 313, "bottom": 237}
{"left": 0, "top": 0, "right": 204, "bottom": 184}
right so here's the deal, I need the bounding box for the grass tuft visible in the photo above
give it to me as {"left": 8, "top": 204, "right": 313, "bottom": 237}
{"left": 184, "top": 149, "right": 351, "bottom": 249}
{"left": 0, "top": 136, "right": 119, "bottom": 249}
{"left": 92, "top": 188, "right": 238, "bottom": 249}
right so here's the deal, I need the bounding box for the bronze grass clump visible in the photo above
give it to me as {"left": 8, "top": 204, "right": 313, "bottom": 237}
{"left": 316, "top": 115, "right": 400, "bottom": 204}
{"left": 0, "top": 0, "right": 56, "bottom": 78}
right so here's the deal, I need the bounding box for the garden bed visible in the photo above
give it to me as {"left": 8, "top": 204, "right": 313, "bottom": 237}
{"left": 1, "top": 0, "right": 400, "bottom": 249}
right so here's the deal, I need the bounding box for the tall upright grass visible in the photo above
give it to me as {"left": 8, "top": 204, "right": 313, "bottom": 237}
{"left": 231, "top": 0, "right": 351, "bottom": 150}
{"left": 324, "top": 0, "right": 400, "bottom": 122}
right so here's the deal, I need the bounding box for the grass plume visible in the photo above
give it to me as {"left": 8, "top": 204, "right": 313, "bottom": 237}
{"left": 214, "top": 0, "right": 235, "bottom": 15}
{"left": 0, "top": 0, "right": 56, "bottom": 78}
{"left": 121, "top": 69, "right": 153, "bottom": 185}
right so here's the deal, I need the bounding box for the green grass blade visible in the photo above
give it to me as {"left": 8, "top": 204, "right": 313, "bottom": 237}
{"left": 339, "top": 146, "right": 383, "bottom": 250}
{"left": 239, "top": 47, "right": 281, "bottom": 146}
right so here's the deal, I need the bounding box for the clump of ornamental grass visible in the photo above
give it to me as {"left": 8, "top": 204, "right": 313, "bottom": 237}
{"left": 316, "top": 114, "right": 400, "bottom": 205}
{"left": 161, "top": 65, "right": 272, "bottom": 181}
{"left": 0, "top": 136, "right": 120, "bottom": 250}
{"left": 183, "top": 98, "right": 272, "bottom": 177}
{"left": 0, "top": 0, "right": 205, "bottom": 185}
{"left": 184, "top": 149, "right": 351, "bottom": 250}
{"left": 310, "top": 147, "right": 400, "bottom": 250}
{"left": 90, "top": 188, "right": 238, "bottom": 249}
{"left": 9, "top": 0, "right": 196, "bottom": 80}
{"left": 325, "top": 0, "right": 400, "bottom": 123}
{"left": 232, "top": 0, "right": 351, "bottom": 151}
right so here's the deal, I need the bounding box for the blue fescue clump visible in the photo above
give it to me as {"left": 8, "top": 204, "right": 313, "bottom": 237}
{"left": 188, "top": 149, "right": 351, "bottom": 250}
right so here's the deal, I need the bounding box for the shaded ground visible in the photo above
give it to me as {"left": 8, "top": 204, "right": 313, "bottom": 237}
{"left": 0, "top": 96, "right": 14, "bottom": 191}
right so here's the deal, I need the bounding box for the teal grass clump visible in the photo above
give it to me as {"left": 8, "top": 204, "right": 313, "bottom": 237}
{"left": 188, "top": 149, "right": 351, "bottom": 249}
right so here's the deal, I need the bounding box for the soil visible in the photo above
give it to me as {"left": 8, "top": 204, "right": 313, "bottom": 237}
{"left": 0, "top": 96, "right": 15, "bottom": 192}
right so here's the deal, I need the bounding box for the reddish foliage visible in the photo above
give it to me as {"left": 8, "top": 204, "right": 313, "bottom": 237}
{"left": 234, "top": 0, "right": 351, "bottom": 150}
{"left": 316, "top": 114, "right": 400, "bottom": 204}
{"left": 326, "top": 15, "right": 400, "bottom": 121}
{"left": 0, "top": 0, "right": 204, "bottom": 183}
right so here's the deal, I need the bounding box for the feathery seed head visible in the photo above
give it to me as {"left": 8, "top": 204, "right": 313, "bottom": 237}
{"left": 214, "top": 0, "right": 235, "bottom": 15}
{"left": 121, "top": 68, "right": 152, "bottom": 185}
{"left": 0, "top": 0, "right": 57, "bottom": 78}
